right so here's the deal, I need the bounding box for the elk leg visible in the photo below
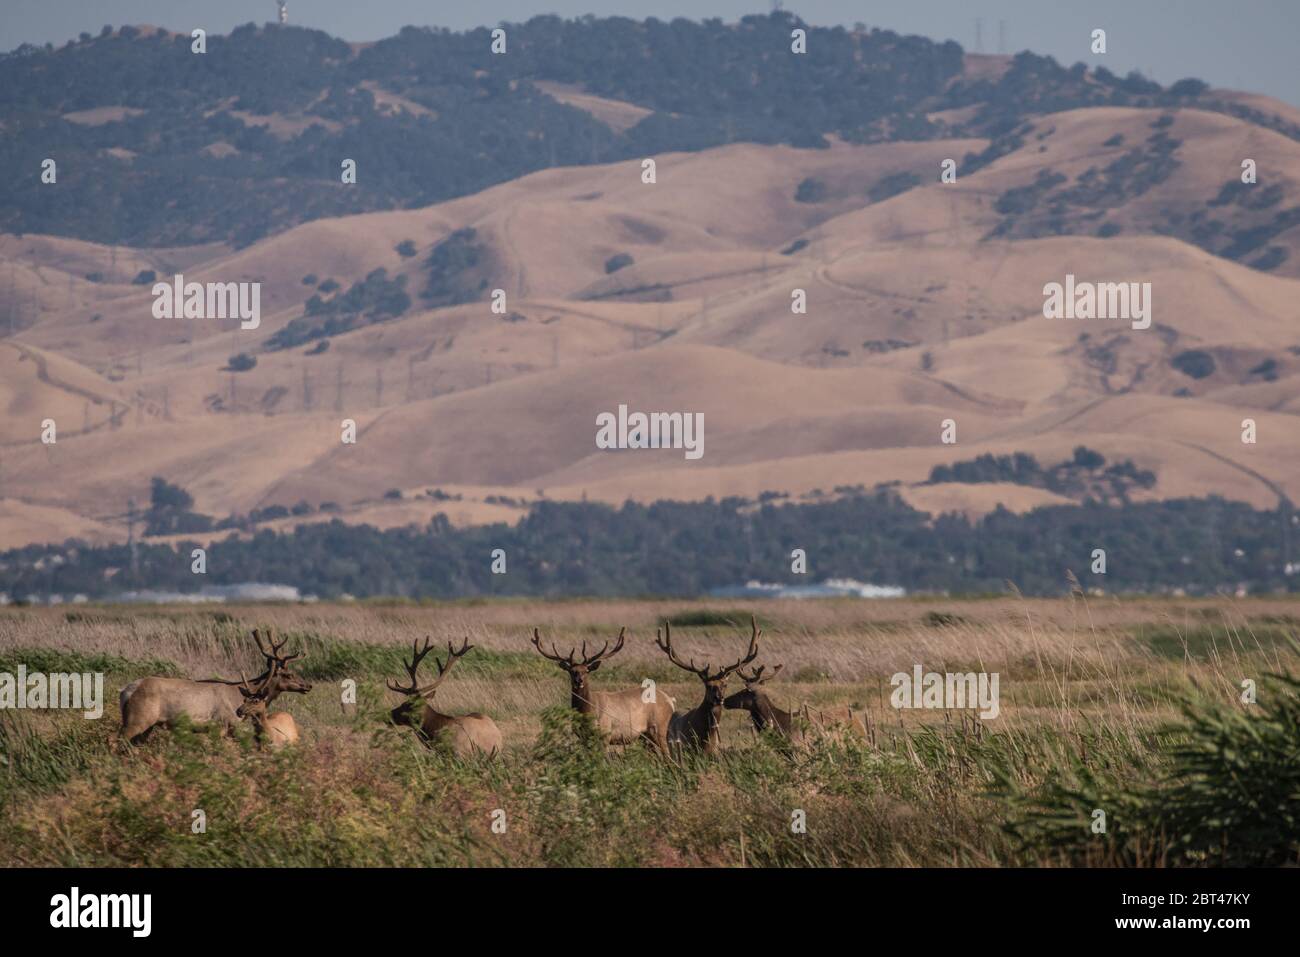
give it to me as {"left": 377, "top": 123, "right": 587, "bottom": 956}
{"left": 122, "top": 723, "right": 154, "bottom": 746}
{"left": 647, "top": 726, "right": 669, "bottom": 757}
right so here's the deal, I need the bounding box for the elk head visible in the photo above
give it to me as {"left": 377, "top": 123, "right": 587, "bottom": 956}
{"left": 251, "top": 628, "right": 312, "bottom": 695}
{"left": 203, "top": 629, "right": 311, "bottom": 700}
{"left": 234, "top": 666, "right": 277, "bottom": 723}
{"left": 531, "top": 627, "right": 625, "bottom": 706}
{"left": 386, "top": 636, "right": 473, "bottom": 727}
{"left": 656, "top": 615, "right": 761, "bottom": 711}
{"left": 724, "top": 662, "right": 784, "bottom": 716}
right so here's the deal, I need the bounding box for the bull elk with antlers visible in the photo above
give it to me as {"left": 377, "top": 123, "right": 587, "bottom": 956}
{"left": 119, "top": 629, "right": 312, "bottom": 743}
{"left": 656, "top": 616, "right": 760, "bottom": 755}
{"left": 387, "top": 637, "right": 502, "bottom": 758}
{"left": 532, "top": 627, "right": 674, "bottom": 754}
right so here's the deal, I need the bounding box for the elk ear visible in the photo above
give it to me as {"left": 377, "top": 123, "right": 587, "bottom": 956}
{"left": 587, "top": 659, "right": 602, "bottom": 671}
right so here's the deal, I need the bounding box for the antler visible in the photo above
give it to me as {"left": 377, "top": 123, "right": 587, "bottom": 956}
{"left": 252, "top": 627, "right": 305, "bottom": 666}
{"left": 387, "top": 637, "right": 473, "bottom": 697}
{"left": 656, "top": 615, "right": 761, "bottom": 681}
{"left": 579, "top": 628, "right": 624, "bottom": 667}
{"left": 236, "top": 662, "right": 278, "bottom": 701}
{"left": 655, "top": 620, "right": 711, "bottom": 679}
{"left": 531, "top": 628, "right": 575, "bottom": 665}
{"left": 711, "top": 615, "right": 762, "bottom": 681}
{"left": 531, "top": 628, "right": 625, "bottom": 668}
{"left": 386, "top": 637, "right": 436, "bottom": 696}
{"left": 738, "top": 662, "right": 783, "bottom": 685}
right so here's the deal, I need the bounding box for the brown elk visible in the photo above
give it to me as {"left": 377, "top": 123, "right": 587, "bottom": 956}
{"left": 387, "top": 637, "right": 502, "bottom": 758}
{"left": 531, "top": 627, "right": 674, "bottom": 754}
{"left": 655, "top": 616, "right": 760, "bottom": 755}
{"left": 119, "top": 629, "right": 312, "bottom": 743}
{"left": 723, "top": 663, "right": 799, "bottom": 739}
{"left": 724, "top": 663, "right": 869, "bottom": 744}
{"left": 234, "top": 665, "right": 300, "bottom": 749}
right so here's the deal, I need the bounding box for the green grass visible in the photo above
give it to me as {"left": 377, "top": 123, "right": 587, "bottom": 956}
{"left": 3, "top": 600, "right": 1299, "bottom": 867}
{"left": 0, "top": 647, "right": 181, "bottom": 680}
{"left": 1132, "top": 621, "right": 1295, "bottom": 660}
{"left": 660, "top": 609, "right": 772, "bottom": 629}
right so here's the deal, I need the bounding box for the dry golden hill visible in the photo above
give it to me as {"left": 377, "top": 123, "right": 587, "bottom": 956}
{"left": 3, "top": 99, "right": 1300, "bottom": 549}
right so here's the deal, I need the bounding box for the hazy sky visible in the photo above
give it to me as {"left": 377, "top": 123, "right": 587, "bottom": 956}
{"left": 6, "top": 1, "right": 1298, "bottom": 106}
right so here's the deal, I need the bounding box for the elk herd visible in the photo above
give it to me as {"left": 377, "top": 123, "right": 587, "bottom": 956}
{"left": 118, "top": 617, "right": 865, "bottom": 757}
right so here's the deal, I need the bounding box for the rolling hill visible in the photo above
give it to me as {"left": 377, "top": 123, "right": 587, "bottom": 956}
{"left": 3, "top": 14, "right": 1300, "bottom": 555}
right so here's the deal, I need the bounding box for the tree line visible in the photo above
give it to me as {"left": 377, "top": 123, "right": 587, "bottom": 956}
{"left": 1, "top": 492, "right": 1293, "bottom": 600}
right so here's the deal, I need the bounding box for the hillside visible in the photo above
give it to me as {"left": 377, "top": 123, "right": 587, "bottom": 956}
{"left": 5, "top": 12, "right": 1298, "bottom": 254}
{"left": 3, "top": 13, "right": 1300, "bottom": 556}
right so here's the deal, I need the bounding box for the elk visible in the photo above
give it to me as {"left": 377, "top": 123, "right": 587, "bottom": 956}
{"left": 723, "top": 663, "right": 800, "bottom": 740}
{"left": 387, "top": 637, "right": 502, "bottom": 758}
{"left": 724, "top": 663, "right": 869, "bottom": 744}
{"left": 655, "top": 616, "right": 760, "bottom": 755}
{"left": 531, "top": 627, "right": 674, "bottom": 754}
{"left": 119, "top": 629, "right": 312, "bottom": 744}
{"left": 235, "top": 665, "right": 300, "bottom": 749}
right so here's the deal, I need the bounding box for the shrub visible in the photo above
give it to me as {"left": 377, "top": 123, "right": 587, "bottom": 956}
{"left": 1168, "top": 77, "right": 1208, "bottom": 97}
{"left": 224, "top": 353, "right": 257, "bottom": 372}
{"left": 604, "top": 253, "right": 634, "bottom": 274}
{"left": 794, "top": 177, "right": 827, "bottom": 203}
{"left": 1071, "top": 446, "right": 1105, "bottom": 470}
{"left": 1172, "top": 349, "right": 1216, "bottom": 379}
{"left": 1003, "top": 670, "right": 1300, "bottom": 866}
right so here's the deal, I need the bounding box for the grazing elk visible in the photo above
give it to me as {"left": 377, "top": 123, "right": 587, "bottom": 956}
{"left": 655, "top": 616, "right": 760, "bottom": 755}
{"left": 119, "top": 629, "right": 312, "bottom": 744}
{"left": 235, "top": 665, "right": 300, "bottom": 749}
{"left": 531, "top": 627, "right": 674, "bottom": 754}
{"left": 387, "top": 637, "right": 502, "bottom": 758}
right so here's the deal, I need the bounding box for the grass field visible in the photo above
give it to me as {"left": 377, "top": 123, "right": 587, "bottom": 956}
{"left": 1, "top": 595, "right": 1297, "bottom": 867}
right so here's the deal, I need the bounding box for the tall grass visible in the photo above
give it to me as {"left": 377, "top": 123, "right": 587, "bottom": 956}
{"left": 1, "top": 596, "right": 1297, "bottom": 866}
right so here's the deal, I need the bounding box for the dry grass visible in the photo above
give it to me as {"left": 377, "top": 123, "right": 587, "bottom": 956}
{"left": 1, "top": 595, "right": 1296, "bottom": 866}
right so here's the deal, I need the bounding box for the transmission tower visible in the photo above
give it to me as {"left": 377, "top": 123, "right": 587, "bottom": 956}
{"left": 126, "top": 497, "right": 139, "bottom": 576}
